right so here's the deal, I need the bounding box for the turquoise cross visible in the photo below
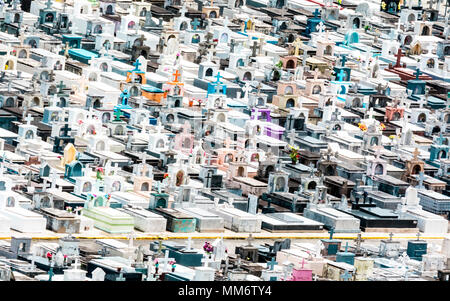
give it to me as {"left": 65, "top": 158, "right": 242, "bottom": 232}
{"left": 267, "top": 257, "right": 278, "bottom": 270}
{"left": 114, "top": 109, "right": 123, "bottom": 121}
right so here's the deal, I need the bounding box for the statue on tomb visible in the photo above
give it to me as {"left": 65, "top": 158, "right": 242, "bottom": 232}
{"left": 54, "top": 249, "right": 65, "bottom": 267}
{"left": 339, "top": 195, "right": 348, "bottom": 210}
{"left": 135, "top": 245, "right": 145, "bottom": 266}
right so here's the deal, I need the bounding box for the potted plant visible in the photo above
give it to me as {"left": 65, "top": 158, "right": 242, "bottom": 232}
{"left": 96, "top": 167, "right": 104, "bottom": 180}
{"left": 203, "top": 241, "right": 214, "bottom": 258}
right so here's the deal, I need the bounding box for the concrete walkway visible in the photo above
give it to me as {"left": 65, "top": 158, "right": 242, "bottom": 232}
{"left": 1, "top": 229, "right": 448, "bottom": 241}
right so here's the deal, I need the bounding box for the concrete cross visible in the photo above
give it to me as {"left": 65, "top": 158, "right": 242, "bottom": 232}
{"left": 412, "top": 147, "right": 420, "bottom": 161}
{"left": 73, "top": 257, "right": 81, "bottom": 270}
{"left": 201, "top": 255, "right": 215, "bottom": 267}
{"left": 267, "top": 257, "right": 278, "bottom": 270}
{"left": 191, "top": 18, "right": 200, "bottom": 30}
{"left": 251, "top": 40, "right": 258, "bottom": 57}
{"left": 288, "top": 129, "right": 297, "bottom": 146}
{"left": 343, "top": 242, "right": 349, "bottom": 252}
{"left": 367, "top": 107, "right": 374, "bottom": 120}
{"left": 316, "top": 21, "right": 326, "bottom": 38}
{"left": 329, "top": 227, "right": 335, "bottom": 240}
{"left": 417, "top": 171, "right": 425, "bottom": 189}
{"left": 60, "top": 123, "right": 71, "bottom": 137}
{"left": 128, "top": 231, "right": 137, "bottom": 249}
{"left": 389, "top": 232, "right": 394, "bottom": 241}
{"left": 313, "top": 8, "right": 320, "bottom": 18}
{"left": 242, "top": 82, "right": 252, "bottom": 99}
{"left": 354, "top": 233, "right": 364, "bottom": 253}
{"left": 336, "top": 69, "right": 346, "bottom": 82}
{"left": 113, "top": 109, "right": 123, "bottom": 121}
{"left": 373, "top": 145, "right": 384, "bottom": 160}
{"left": 312, "top": 68, "right": 320, "bottom": 81}
{"left": 159, "top": 250, "right": 175, "bottom": 272}
{"left": 414, "top": 68, "right": 422, "bottom": 80}
{"left": 416, "top": 231, "right": 421, "bottom": 241}
{"left": 394, "top": 48, "right": 403, "bottom": 68}
{"left": 331, "top": 107, "right": 341, "bottom": 121}
{"left": 50, "top": 169, "right": 58, "bottom": 189}
{"left": 186, "top": 237, "right": 193, "bottom": 251}
{"left": 235, "top": 254, "right": 242, "bottom": 270}
{"left": 172, "top": 69, "right": 182, "bottom": 82}
{"left": 301, "top": 258, "right": 306, "bottom": 269}
{"left": 223, "top": 16, "right": 229, "bottom": 28}
{"left": 246, "top": 233, "right": 254, "bottom": 246}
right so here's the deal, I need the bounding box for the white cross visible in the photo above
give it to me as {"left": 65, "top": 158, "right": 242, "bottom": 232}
{"left": 145, "top": 257, "right": 156, "bottom": 281}
{"left": 49, "top": 93, "right": 59, "bottom": 107}
{"left": 159, "top": 250, "right": 175, "bottom": 272}
{"left": 186, "top": 237, "right": 193, "bottom": 251}
{"left": 128, "top": 231, "right": 137, "bottom": 249}
{"left": 223, "top": 16, "right": 229, "bottom": 28}
{"left": 316, "top": 21, "right": 326, "bottom": 38}
{"left": 312, "top": 68, "right": 320, "bottom": 81}
{"left": 179, "top": 3, "right": 187, "bottom": 17}
{"left": 201, "top": 255, "right": 215, "bottom": 267}
{"left": 367, "top": 107, "right": 374, "bottom": 120}
{"left": 73, "top": 257, "right": 81, "bottom": 270}
{"left": 50, "top": 169, "right": 58, "bottom": 189}
{"left": 242, "top": 82, "right": 252, "bottom": 99}
{"left": 24, "top": 114, "right": 34, "bottom": 125}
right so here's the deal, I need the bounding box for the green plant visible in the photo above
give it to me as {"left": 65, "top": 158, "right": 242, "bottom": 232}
{"left": 289, "top": 145, "right": 300, "bottom": 163}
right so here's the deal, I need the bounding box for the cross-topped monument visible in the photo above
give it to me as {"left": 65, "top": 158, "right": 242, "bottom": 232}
{"left": 316, "top": 21, "right": 326, "bottom": 38}
{"left": 191, "top": 18, "right": 200, "bottom": 30}
{"left": 24, "top": 114, "right": 34, "bottom": 125}
{"left": 414, "top": 68, "right": 422, "bottom": 80}
{"left": 336, "top": 69, "right": 346, "bottom": 82}
{"left": 172, "top": 69, "right": 182, "bottom": 82}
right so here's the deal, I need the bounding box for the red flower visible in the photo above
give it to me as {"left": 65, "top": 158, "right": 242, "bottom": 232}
{"left": 163, "top": 173, "right": 169, "bottom": 179}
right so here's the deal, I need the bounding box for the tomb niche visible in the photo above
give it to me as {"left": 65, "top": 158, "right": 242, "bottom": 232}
{"left": 318, "top": 150, "right": 337, "bottom": 176}
{"left": 402, "top": 148, "right": 425, "bottom": 182}
{"left": 64, "top": 160, "right": 84, "bottom": 179}
{"left": 272, "top": 81, "right": 299, "bottom": 109}
{"left": 267, "top": 168, "right": 289, "bottom": 194}
{"left": 280, "top": 56, "right": 298, "bottom": 70}
{"left": 385, "top": 98, "right": 405, "bottom": 122}
{"left": 229, "top": 152, "right": 248, "bottom": 178}
{"left": 256, "top": 153, "right": 277, "bottom": 180}
{"left": 362, "top": 122, "right": 383, "bottom": 150}
{"left": 133, "top": 166, "right": 153, "bottom": 193}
